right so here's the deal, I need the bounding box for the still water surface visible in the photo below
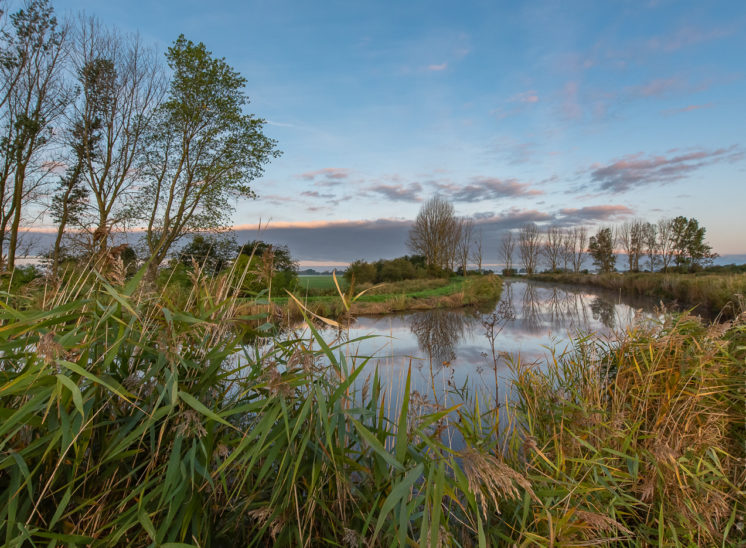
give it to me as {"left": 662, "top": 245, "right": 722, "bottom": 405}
{"left": 306, "top": 279, "right": 659, "bottom": 411}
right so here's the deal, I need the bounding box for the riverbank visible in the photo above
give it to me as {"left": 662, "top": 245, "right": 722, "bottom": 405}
{"left": 526, "top": 271, "right": 746, "bottom": 319}
{"left": 275, "top": 274, "right": 502, "bottom": 320}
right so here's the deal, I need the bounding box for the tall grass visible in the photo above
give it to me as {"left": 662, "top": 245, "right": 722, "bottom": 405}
{"left": 531, "top": 271, "right": 746, "bottom": 319}
{"left": 0, "top": 264, "right": 743, "bottom": 546}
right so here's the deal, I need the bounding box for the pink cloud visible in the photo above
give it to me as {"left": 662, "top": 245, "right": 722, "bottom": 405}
{"left": 509, "top": 90, "right": 539, "bottom": 103}
{"left": 427, "top": 62, "right": 448, "bottom": 71}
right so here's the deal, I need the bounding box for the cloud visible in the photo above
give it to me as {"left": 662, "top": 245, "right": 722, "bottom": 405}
{"left": 301, "top": 190, "right": 336, "bottom": 200}
{"left": 647, "top": 26, "right": 733, "bottom": 53}
{"left": 297, "top": 168, "right": 351, "bottom": 186}
{"left": 661, "top": 103, "right": 713, "bottom": 116}
{"left": 559, "top": 205, "right": 635, "bottom": 222}
{"left": 436, "top": 177, "right": 543, "bottom": 202}
{"left": 509, "top": 90, "right": 539, "bottom": 103}
{"left": 233, "top": 218, "right": 413, "bottom": 262}
{"left": 589, "top": 146, "right": 744, "bottom": 193}
{"left": 561, "top": 81, "right": 582, "bottom": 120}
{"left": 625, "top": 77, "right": 683, "bottom": 98}
{"left": 427, "top": 62, "right": 448, "bottom": 71}
{"left": 367, "top": 182, "right": 423, "bottom": 202}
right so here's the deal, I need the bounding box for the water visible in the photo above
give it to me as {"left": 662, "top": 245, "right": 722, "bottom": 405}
{"left": 296, "top": 279, "right": 659, "bottom": 416}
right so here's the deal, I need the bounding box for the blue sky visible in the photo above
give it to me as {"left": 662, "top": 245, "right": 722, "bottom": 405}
{"left": 50, "top": 0, "right": 746, "bottom": 264}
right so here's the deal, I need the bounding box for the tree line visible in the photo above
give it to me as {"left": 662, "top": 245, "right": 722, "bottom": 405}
{"left": 503, "top": 216, "right": 716, "bottom": 275}
{"left": 0, "top": 0, "right": 279, "bottom": 279}
{"left": 406, "top": 197, "right": 716, "bottom": 276}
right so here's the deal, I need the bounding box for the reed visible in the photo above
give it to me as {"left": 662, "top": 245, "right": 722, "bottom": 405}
{"left": 0, "top": 265, "right": 743, "bottom": 546}
{"left": 530, "top": 271, "right": 746, "bottom": 319}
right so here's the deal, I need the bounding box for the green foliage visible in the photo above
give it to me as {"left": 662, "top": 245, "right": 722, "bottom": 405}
{"left": 177, "top": 234, "right": 236, "bottom": 276}
{"left": 588, "top": 227, "right": 616, "bottom": 273}
{"left": 344, "top": 255, "right": 429, "bottom": 286}
{"left": 133, "top": 35, "right": 280, "bottom": 274}
{"left": 670, "top": 215, "right": 717, "bottom": 270}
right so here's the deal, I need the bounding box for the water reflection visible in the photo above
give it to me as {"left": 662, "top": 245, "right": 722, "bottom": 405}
{"left": 590, "top": 296, "right": 616, "bottom": 329}
{"left": 408, "top": 309, "right": 478, "bottom": 365}
{"left": 296, "top": 280, "right": 658, "bottom": 420}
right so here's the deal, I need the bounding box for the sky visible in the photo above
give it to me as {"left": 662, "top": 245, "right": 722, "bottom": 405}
{"left": 41, "top": 0, "right": 746, "bottom": 266}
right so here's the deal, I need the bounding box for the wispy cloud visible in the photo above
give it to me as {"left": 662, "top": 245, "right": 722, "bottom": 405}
{"left": 589, "top": 146, "right": 744, "bottom": 193}
{"left": 509, "top": 90, "right": 539, "bottom": 103}
{"left": 661, "top": 103, "right": 713, "bottom": 116}
{"left": 367, "top": 182, "right": 423, "bottom": 202}
{"left": 434, "top": 177, "right": 543, "bottom": 202}
{"left": 559, "top": 205, "right": 634, "bottom": 222}
{"left": 298, "top": 167, "right": 351, "bottom": 185}
{"left": 427, "top": 62, "right": 448, "bottom": 71}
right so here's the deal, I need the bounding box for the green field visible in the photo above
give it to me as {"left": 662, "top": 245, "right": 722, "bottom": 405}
{"left": 297, "top": 274, "right": 346, "bottom": 292}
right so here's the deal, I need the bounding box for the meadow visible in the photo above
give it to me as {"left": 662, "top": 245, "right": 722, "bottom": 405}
{"left": 0, "top": 262, "right": 743, "bottom": 546}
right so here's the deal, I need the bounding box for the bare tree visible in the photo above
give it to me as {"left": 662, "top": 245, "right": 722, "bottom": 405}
{"left": 456, "top": 217, "right": 473, "bottom": 275}
{"left": 643, "top": 221, "right": 658, "bottom": 272}
{"left": 630, "top": 219, "right": 645, "bottom": 271}
{"left": 542, "top": 225, "right": 563, "bottom": 272}
{"left": 616, "top": 221, "right": 633, "bottom": 271}
{"left": 518, "top": 223, "right": 541, "bottom": 274}
{"left": 500, "top": 231, "right": 515, "bottom": 273}
{"left": 657, "top": 217, "right": 675, "bottom": 272}
{"left": 71, "top": 17, "right": 165, "bottom": 256}
{"left": 471, "top": 228, "right": 483, "bottom": 274}
{"left": 408, "top": 195, "right": 459, "bottom": 272}
{"left": 570, "top": 226, "right": 587, "bottom": 273}
{"left": 561, "top": 229, "right": 573, "bottom": 271}
{"left": 0, "top": 0, "right": 70, "bottom": 269}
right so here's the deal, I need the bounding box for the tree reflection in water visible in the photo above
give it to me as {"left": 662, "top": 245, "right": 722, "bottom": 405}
{"left": 590, "top": 296, "right": 616, "bottom": 329}
{"left": 408, "top": 309, "right": 476, "bottom": 366}
{"left": 520, "top": 282, "right": 542, "bottom": 333}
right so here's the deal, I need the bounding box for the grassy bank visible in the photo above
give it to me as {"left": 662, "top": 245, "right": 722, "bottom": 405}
{"left": 283, "top": 274, "right": 502, "bottom": 319}
{"left": 528, "top": 271, "right": 746, "bottom": 319}
{"left": 0, "top": 267, "right": 743, "bottom": 546}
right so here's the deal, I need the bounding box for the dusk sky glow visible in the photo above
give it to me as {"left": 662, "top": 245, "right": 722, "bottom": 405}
{"left": 46, "top": 0, "right": 746, "bottom": 264}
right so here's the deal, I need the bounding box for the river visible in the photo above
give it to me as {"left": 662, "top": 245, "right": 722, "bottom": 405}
{"left": 292, "top": 279, "right": 660, "bottom": 423}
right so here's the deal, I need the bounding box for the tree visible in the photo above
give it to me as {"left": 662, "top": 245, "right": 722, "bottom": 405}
{"left": 236, "top": 240, "right": 298, "bottom": 296}
{"left": 588, "top": 227, "right": 615, "bottom": 273}
{"left": 132, "top": 36, "right": 279, "bottom": 281}
{"left": 518, "top": 223, "right": 541, "bottom": 274}
{"left": 344, "top": 260, "right": 376, "bottom": 285}
{"left": 570, "top": 226, "right": 588, "bottom": 273}
{"left": 407, "top": 196, "right": 459, "bottom": 272}
{"left": 542, "top": 225, "right": 563, "bottom": 272}
{"left": 471, "top": 228, "right": 483, "bottom": 274}
{"left": 670, "top": 216, "right": 716, "bottom": 270}
{"left": 49, "top": 117, "right": 91, "bottom": 272}
{"left": 177, "top": 234, "right": 236, "bottom": 276}
{"left": 0, "top": 0, "right": 70, "bottom": 269}
{"left": 642, "top": 222, "right": 658, "bottom": 272}
{"left": 657, "top": 217, "right": 675, "bottom": 272}
{"left": 71, "top": 17, "right": 165, "bottom": 256}
{"left": 500, "top": 232, "right": 515, "bottom": 273}
{"left": 456, "top": 217, "right": 473, "bottom": 276}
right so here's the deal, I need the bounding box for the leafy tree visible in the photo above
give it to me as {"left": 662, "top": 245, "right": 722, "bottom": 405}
{"left": 588, "top": 227, "right": 616, "bottom": 273}
{"left": 0, "top": 0, "right": 70, "bottom": 269}
{"left": 177, "top": 234, "right": 236, "bottom": 276}
{"left": 344, "top": 260, "right": 377, "bottom": 285}
{"left": 236, "top": 240, "right": 298, "bottom": 296}
{"left": 670, "top": 216, "right": 716, "bottom": 270}
{"left": 133, "top": 35, "right": 279, "bottom": 281}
